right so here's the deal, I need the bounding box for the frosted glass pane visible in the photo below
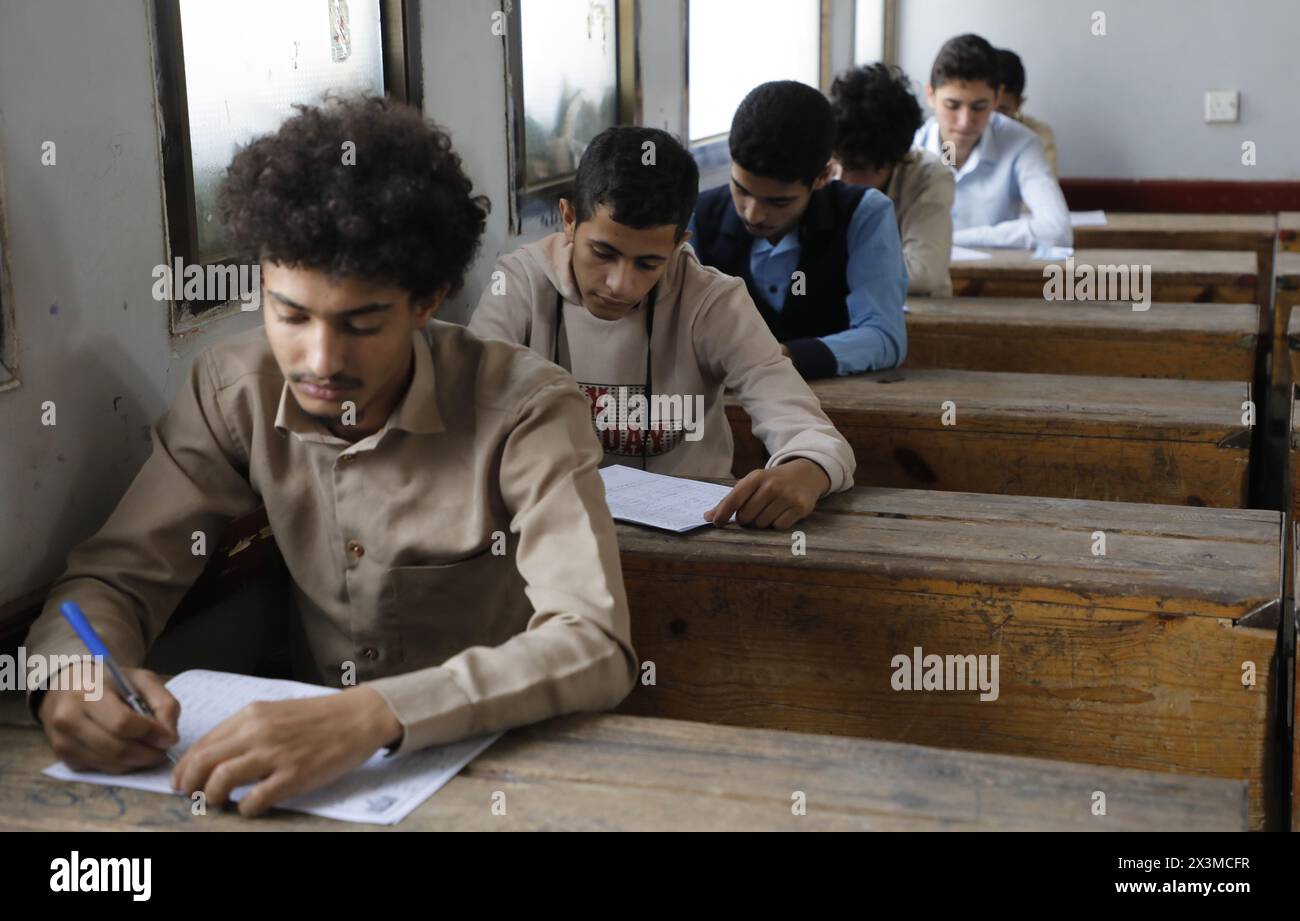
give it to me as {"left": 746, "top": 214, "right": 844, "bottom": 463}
{"left": 687, "top": 0, "right": 821, "bottom": 143}
{"left": 179, "top": 0, "right": 384, "bottom": 259}
{"left": 855, "top": 0, "right": 885, "bottom": 63}
{"left": 520, "top": 0, "right": 618, "bottom": 188}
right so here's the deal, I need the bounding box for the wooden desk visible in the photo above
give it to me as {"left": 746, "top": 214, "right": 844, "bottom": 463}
{"left": 728, "top": 369, "right": 1252, "bottom": 507}
{"left": 949, "top": 248, "right": 1257, "bottom": 306}
{"left": 1279, "top": 212, "right": 1300, "bottom": 253}
{"left": 615, "top": 486, "right": 1280, "bottom": 829}
{"left": 1276, "top": 252, "right": 1300, "bottom": 390}
{"left": 904, "top": 297, "right": 1258, "bottom": 381}
{"left": 1072, "top": 213, "right": 1275, "bottom": 317}
{"left": 0, "top": 716, "right": 1247, "bottom": 830}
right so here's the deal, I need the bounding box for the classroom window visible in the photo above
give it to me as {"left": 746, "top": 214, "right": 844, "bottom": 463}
{"left": 505, "top": 0, "right": 633, "bottom": 235}
{"left": 685, "top": 0, "right": 824, "bottom": 146}
{"left": 154, "top": 0, "right": 420, "bottom": 331}
{"left": 854, "top": 0, "right": 889, "bottom": 64}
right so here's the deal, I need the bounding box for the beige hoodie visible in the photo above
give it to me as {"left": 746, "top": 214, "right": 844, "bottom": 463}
{"left": 468, "top": 232, "right": 855, "bottom": 492}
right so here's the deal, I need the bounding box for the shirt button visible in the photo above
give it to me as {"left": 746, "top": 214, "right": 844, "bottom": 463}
{"left": 338, "top": 453, "right": 355, "bottom": 465}
{"left": 346, "top": 540, "right": 365, "bottom": 558}
{"left": 768, "top": 285, "right": 778, "bottom": 293}
{"left": 360, "top": 646, "right": 379, "bottom": 661}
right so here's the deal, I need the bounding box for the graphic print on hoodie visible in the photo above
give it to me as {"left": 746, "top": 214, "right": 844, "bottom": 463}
{"left": 554, "top": 298, "right": 691, "bottom": 461}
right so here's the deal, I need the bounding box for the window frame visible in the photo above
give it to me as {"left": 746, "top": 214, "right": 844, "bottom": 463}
{"left": 854, "top": 0, "right": 898, "bottom": 66}
{"left": 151, "top": 0, "right": 421, "bottom": 334}
{"left": 683, "top": 0, "right": 833, "bottom": 169}
{"left": 502, "top": 0, "right": 641, "bottom": 236}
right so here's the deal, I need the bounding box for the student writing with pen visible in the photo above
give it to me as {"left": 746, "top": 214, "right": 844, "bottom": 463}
{"left": 23, "top": 96, "right": 637, "bottom": 816}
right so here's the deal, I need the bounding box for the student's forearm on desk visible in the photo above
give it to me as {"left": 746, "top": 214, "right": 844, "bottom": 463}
{"left": 366, "top": 618, "right": 636, "bottom": 753}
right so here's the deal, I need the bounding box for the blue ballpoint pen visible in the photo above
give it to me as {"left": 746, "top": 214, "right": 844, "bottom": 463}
{"left": 58, "top": 601, "right": 179, "bottom": 765}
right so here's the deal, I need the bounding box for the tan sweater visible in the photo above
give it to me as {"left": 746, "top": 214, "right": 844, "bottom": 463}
{"left": 468, "top": 233, "right": 856, "bottom": 492}
{"left": 1018, "top": 113, "right": 1059, "bottom": 178}
{"left": 886, "top": 148, "right": 956, "bottom": 297}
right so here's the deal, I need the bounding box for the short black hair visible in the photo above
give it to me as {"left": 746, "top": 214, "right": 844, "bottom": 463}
{"left": 830, "top": 64, "right": 924, "bottom": 172}
{"left": 729, "top": 81, "right": 835, "bottom": 186}
{"left": 572, "top": 126, "right": 699, "bottom": 238}
{"left": 218, "top": 94, "right": 489, "bottom": 303}
{"left": 996, "top": 48, "right": 1027, "bottom": 98}
{"left": 930, "top": 33, "right": 1000, "bottom": 91}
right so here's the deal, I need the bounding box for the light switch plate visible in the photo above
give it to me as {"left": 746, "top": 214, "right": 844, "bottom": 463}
{"left": 1205, "top": 90, "right": 1240, "bottom": 123}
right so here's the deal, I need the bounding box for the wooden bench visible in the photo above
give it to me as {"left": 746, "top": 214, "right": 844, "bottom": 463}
{"left": 0, "top": 715, "right": 1247, "bottom": 830}
{"left": 903, "top": 297, "right": 1258, "bottom": 380}
{"left": 949, "top": 248, "right": 1258, "bottom": 306}
{"left": 1071, "top": 213, "right": 1275, "bottom": 320}
{"left": 614, "top": 486, "right": 1281, "bottom": 829}
{"left": 728, "top": 369, "right": 1252, "bottom": 507}
{"left": 1279, "top": 212, "right": 1300, "bottom": 253}
{"left": 1276, "top": 252, "right": 1300, "bottom": 391}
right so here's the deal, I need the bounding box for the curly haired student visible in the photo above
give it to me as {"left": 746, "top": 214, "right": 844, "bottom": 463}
{"left": 25, "top": 96, "right": 638, "bottom": 816}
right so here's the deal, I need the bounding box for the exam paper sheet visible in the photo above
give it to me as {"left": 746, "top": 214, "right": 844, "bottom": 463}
{"left": 950, "top": 245, "right": 993, "bottom": 262}
{"left": 44, "top": 669, "right": 500, "bottom": 825}
{"left": 599, "top": 464, "right": 734, "bottom": 532}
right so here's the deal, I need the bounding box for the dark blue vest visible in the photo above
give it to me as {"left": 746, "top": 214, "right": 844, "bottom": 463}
{"left": 692, "top": 181, "right": 867, "bottom": 378}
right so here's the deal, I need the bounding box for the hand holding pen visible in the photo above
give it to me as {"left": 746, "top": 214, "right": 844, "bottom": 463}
{"left": 34, "top": 601, "right": 181, "bottom": 771}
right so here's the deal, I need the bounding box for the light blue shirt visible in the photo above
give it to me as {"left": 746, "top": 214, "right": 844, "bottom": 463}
{"left": 688, "top": 189, "right": 909, "bottom": 376}
{"left": 915, "top": 111, "right": 1072, "bottom": 250}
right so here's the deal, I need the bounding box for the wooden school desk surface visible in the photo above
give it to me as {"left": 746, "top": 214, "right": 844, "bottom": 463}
{"left": 1279, "top": 212, "right": 1300, "bottom": 253}
{"left": 903, "top": 297, "right": 1258, "bottom": 380}
{"left": 727, "top": 369, "right": 1252, "bottom": 507}
{"left": 949, "top": 248, "right": 1257, "bottom": 305}
{"left": 614, "top": 486, "right": 1281, "bottom": 829}
{"left": 0, "top": 716, "right": 1248, "bottom": 831}
{"left": 1274, "top": 251, "right": 1300, "bottom": 390}
{"left": 1071, "top": 213, "right": 1275, "bottom": 316}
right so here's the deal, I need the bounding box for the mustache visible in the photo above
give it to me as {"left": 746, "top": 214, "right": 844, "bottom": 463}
{"left": 291, "top": 374, "right": 362, "bottom": 389}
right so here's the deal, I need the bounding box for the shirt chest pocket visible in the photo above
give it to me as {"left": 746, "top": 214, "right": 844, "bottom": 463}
{"left": 380, "top": 548, "right": 530, "bottom": 672}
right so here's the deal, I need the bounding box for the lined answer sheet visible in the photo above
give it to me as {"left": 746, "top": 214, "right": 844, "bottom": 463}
{"left": 599, "top": 464, "right": 734, "bottom": 532}
{"left": 44, "top": 669, "right": 500, "bottom": 825}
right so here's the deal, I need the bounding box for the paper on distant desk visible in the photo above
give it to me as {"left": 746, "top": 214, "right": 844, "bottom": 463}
{"left": 1032, "top": 244, "right": 1075, "bottom": 261}
{"left": 950, "top": 245, "right": 992, "bottom": 262}
{"left": 600, "top": 464, "right": 733, "bottom": 532}
{"left": 1070, "top": 210, "right": 1108, "bottom": 227}
{"left": 43, "top": 670, "right": 500, "bottom": 825}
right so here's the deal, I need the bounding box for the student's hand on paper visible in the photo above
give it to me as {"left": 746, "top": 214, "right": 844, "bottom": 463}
{"left": 170, "top": 685, "right": 403, "bottom": 817}
{"left": 39, "top": 665, "right": 180, "bottom": 773}
{"left": 704, "top": 458, "right": 831, "bottom": 530}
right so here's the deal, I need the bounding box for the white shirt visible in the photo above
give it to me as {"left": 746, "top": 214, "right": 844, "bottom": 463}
{"left": 915, "top": 111, "right": 1072, "bottom": 250}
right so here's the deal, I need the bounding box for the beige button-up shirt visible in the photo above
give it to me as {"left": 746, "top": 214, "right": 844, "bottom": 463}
{"left": 24, "top": 321, "right": 638, "bottom": 754}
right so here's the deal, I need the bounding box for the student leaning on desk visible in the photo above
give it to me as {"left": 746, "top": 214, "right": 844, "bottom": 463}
{"left": 913, "top": 33, "right": 1071, "bottom": 251}
{"left": 23, "top": 95, "right": 638, "bottom": 817}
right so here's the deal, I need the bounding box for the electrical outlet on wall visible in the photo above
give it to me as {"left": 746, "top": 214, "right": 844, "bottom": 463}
{"left": 1204, "top": 90, "right": 1240, "bottom": 123}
